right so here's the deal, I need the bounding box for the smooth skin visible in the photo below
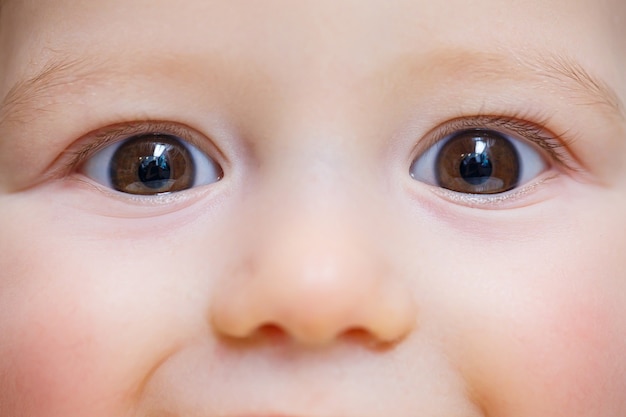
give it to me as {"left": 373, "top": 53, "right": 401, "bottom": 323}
{"left": 1, "top": 0, "right": 626, "bottom": 416}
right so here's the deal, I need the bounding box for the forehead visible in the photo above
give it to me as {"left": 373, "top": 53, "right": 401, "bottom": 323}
{"left": 0, "top": 0, "right": 624, "bottom": 124}
{"left": 1, "top": 0, "right": 623, "bottom": 64}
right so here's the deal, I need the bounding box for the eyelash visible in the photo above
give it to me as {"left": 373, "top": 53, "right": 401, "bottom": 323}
{"left": 423, "top": 112, "right": 577, "bottom": 170}
{"left": 402, "top": 111, "right": 582, "bottom": 208}
{"left": 60, "top": 120, "right": 215, "bottom": 176}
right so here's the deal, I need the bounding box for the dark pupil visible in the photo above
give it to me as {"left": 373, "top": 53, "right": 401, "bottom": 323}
{"left": 109, "top": 134, "right": 194, "bottom": 195}
{"left": 434, "top": 129, "right": 520, "bottom": 194}
{"left": 138, "top": 155, "right": 172, "bottom": 189}
{"left": 459, "top": 151, "right": 492, "bottom": 185}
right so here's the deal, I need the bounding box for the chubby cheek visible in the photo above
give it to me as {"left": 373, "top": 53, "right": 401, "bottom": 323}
{"left": 463, "top": 282, "right": 626, "bottom": 416}
{"left": 0, "top": 199, "right": 210, "bottom": 417}
{"left": 0, "top": 293, "right": 124, "bottom": 416}
{"left": 447, "top": 212, "right": 626, "bottom": 416}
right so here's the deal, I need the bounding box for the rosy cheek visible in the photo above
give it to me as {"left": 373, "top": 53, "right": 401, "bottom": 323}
{"left": 0, "top": 206, "right": 140, "bottom": 416}
{"left": 3, "top": 314, "right": 100, "bottom": 414}
{"left": 457, "top": 258, "right": 626, "bottom": 416}
{"left": 0, "top": 257, "right": 128, "bottom": 416}
{"left": 519, "top": 291, "right": 624, "bottom": 397}
{"left": 521, "top": 235, "right": 626, "bottom": 413}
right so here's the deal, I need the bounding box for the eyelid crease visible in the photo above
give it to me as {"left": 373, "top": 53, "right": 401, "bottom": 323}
{"left": 55, "top": 120, "right": 225, "bottom": 179}
{"left": 418, "top": 112, "right": 581, "bottom": 173}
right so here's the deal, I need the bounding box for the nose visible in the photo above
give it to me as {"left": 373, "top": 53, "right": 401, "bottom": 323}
{"left": 210, "top": 195, "right": 416, "bottom": 347}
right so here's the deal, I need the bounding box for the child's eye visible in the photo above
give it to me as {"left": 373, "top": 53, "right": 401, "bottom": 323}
{"left": 410, "top": 128, "right": 547, "bottom": 195}
{"left": 81, "top": 133, "right": 223, "bottom": 195}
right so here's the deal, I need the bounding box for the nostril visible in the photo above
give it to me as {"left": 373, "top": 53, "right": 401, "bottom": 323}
{"left": 257, "top": 323, "right": 287, "bottom": 339}
{"left": 216, "top": 323, "right": 290, "bottom": 349}
{"left": 250, "top": 324, "right": 391, "bottom": 349}
{"left": 342, "top": 327, "right": 373, "bottom": 341}
{"left": 341, "top": 327, "right": 397, "bottom": 350}
{"left": 256, "top": 323, "right": 289, "bottom": 342}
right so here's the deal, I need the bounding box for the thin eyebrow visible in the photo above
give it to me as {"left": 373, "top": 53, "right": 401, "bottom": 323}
{"left": 0, "top": 57, "right": 87, "bottom": 127}
{"left": 417, "top": 49, "right": 625, "bottom": 122}
{"left": 526, "top": 53, "right": 624, "bottom": 118}
{"left": 1, "top": 50, "right": 624, "bottom": 127}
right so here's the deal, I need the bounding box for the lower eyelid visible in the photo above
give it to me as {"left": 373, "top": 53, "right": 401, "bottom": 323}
{"left": 65, "top": 174, "right": 216, "bottom": 216}
{"left": 428, "top": 173, "right": 559, "bottom": 209}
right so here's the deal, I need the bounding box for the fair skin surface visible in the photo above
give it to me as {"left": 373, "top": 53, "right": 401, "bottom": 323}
{"left": 1, "top": 0, "right": 626, "bottom": 415}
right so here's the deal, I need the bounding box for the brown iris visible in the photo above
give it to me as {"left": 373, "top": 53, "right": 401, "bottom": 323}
{"left": 109, "top": 134, "right": 195, "bottom": 195}
{"left": 435, "top": 130, "right": 520, "bottom": 194}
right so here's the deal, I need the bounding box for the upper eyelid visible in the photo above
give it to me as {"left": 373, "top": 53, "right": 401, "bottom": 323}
{"left": 58, "top": 120, "right": 227, "bottom": 176}
{"left": 413, "top": 114, "right": 579, "bottom": 172}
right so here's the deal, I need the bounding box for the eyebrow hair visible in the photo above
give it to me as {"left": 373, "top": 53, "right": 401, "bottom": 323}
{"left": 421, "top": 49, "right": 625, "bottom": 120}
{"left": 0, "top": 56, "right": 117, "bottom": 127}
{"left": 526, "top": 53, "right": 624, "bottom": 117}
{"left": 0, "top": 49, "right": 624, "bottom": 128}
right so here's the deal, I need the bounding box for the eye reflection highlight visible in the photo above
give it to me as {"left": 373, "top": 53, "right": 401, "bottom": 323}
{"left": 81, "top": 132, "right": 223, "bottom": 195}
{"left": 410, "top": 128, "right": 547, "bottom": 195}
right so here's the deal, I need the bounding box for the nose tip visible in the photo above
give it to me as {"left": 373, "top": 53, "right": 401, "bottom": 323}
{"left": 209, "top": 216, "right": 416, "bottom": 347}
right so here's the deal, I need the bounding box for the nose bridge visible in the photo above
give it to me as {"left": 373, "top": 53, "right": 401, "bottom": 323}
{"left": 261, "top": 194, "right": 386, "bottom": 307}
{"left": 210, "top": 178, "right": 416, "bottom": 346}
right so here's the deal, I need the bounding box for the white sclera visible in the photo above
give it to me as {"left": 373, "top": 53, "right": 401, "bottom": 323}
{"left": 81, "top": 135, "right": 222, "bottom": 192}
{"left": 410, "top": 131, "right": 547, "bottom": 193}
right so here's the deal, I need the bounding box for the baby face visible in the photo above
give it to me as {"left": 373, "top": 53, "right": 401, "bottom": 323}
{"left": 1, "top": 0, "right": 625, "bottom": 416}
